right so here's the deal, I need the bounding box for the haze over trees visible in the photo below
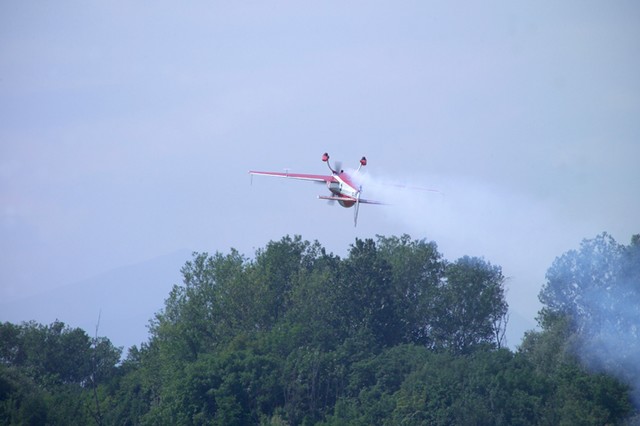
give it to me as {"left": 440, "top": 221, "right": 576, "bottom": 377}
{"left": 1, "top": 233, "right": 638, "bottom": 424}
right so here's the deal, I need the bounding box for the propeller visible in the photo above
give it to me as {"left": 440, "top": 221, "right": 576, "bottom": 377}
{"left": 354, "top": 186, "right": 361, "bottom": 227}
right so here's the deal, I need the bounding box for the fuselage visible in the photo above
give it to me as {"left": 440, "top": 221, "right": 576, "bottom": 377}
{"left": 327, "top": 172, "right": 359, "bottom": 208}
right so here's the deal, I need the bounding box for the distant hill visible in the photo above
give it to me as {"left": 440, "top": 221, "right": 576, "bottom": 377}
{"left": 0, "top": 250, "right": 191, "bottom": 351}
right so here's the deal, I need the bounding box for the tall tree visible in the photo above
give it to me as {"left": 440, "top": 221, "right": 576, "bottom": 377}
{"left": 250, "top": 235, "right": 320, "bottom": 327}
{"left": 540, "top": 233, "right": 624, "bottom": 329}
{"left": 375, "top": 234, "right": 445, "bottom": 345}
{"left": 431, "top": 256, "right": 508, "bottom": 353}
{"left": 337, "top": 238, "right": 400, "bottom": 347}
{"left": 149, "top": 249, "right": 248, "bottom": 361}
{"left": 286, "top": 247, "right": 342, "bottom": 350}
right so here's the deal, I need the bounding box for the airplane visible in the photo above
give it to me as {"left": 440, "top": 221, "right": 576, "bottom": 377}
{"left": 249, "top": 152, "right": 384, "bottom": 227}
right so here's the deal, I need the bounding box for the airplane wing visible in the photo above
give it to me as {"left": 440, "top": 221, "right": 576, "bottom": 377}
{"left": 249, "top": 170, "right": 337, "bottom": 183}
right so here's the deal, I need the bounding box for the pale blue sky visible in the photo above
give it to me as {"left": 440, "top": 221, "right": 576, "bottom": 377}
{"left": 1, "top": 2, "right": 639, "bottom": 344}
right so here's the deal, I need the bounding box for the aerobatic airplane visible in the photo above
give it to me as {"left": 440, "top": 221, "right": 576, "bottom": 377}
{"left": 249, "top": 152, "right": 384, "bottom": 227}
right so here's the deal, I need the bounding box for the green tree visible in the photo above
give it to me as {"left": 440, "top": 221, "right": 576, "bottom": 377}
{"left": 285, "top": 249, "right": 342, "bottom": 350}
{"left": 431, "top": 256, "right": 508, "bottom": 354}
{"left": 519, "top": 319, "right": 633, "bottom": 425}
{"left": 149, "top": 249, "right": 248, "bottom": 362}
{"left": 0, "top": 364, "right": 48, "bottom": 425}
{"left": 323, "top": 344, "right": 431, "bottom": 425}
{"left": 102, "top": 350, "right": 152, "bottom": 426}
{"left": 0, "top": 321, "right": 121, "bottom": 425}
{"left": 337, "top": 238, "right": 400, "bottom": 347}
{"left": 375, "top": 235, "right": 445, "bottom": 345}
{"left": 540, "top": 233, "right": 624, "bottom": 330}
{"left": 0, "top": 320, "right": 121, "bottom": 387}
{"left": 251, "top": 236, "right": 318, "bottom": 326}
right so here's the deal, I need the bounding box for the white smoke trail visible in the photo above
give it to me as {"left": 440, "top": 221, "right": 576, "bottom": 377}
{"left": 351, "top": 168, "right": 586, "bottom": 348}
{"left": 352, "top": 168, "right": 558, "bottom": 263}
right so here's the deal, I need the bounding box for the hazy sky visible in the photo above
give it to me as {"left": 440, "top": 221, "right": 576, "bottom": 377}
{"left": 1, "top": 2, "right": 638, "bottom": 342}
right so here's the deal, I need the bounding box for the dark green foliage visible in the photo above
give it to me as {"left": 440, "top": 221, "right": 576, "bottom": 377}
{"left": 0, "top": 320, "right": 122, "bottom": 425}
{"left": 1, "top": 234, "right": 636, "bottom": 424}
{"left": 375, "top": 235, "right": 444, "bottom": 345}
{"left": 337, "top": 238, "right": 399, "bottom": 346}
{"left": 519, "top": 318, "right": 633, "bottom": 425}
{"left": 432, "top": 256, "right": 508, "bottom": 353}
{"left": 0, "top": 364, "right": 48, "bottom": 425}
{"left": 0, "top": 320, "right": 121, "bottom": 388}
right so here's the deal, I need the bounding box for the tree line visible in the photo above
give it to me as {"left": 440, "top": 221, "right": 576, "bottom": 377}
{"left": 1, "top": 233, "right": 638, "bottom": 424}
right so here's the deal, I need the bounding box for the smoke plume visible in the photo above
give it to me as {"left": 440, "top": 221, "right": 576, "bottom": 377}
{"left": 543, "top": 233, "right": 640, "bottom": 407}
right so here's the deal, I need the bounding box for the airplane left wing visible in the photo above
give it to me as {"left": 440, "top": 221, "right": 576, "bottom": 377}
{"left": 249, "top": 170, "right": 336, "bottom": 183}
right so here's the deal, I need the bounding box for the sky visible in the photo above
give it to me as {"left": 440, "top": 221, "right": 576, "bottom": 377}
{"left": 1, "top": 1, "right": 639, "bottom": 347}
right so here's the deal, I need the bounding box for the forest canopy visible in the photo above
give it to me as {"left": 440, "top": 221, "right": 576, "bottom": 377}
{"left": 1, "top": 233, "right": 638, "bottom": 425}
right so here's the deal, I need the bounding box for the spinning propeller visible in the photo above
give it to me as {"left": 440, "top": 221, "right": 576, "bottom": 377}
{"left": 354, "top": 186, "right": 362, "bottom": 227}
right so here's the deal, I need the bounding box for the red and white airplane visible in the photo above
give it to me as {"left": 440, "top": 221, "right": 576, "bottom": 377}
{"left": 249, "top": 152, "right": 384, "bottom": 226}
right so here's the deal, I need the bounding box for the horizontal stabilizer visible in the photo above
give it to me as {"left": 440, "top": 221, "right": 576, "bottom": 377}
{"left": 318, "top": 195, "right": 386, "bottom": 205}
